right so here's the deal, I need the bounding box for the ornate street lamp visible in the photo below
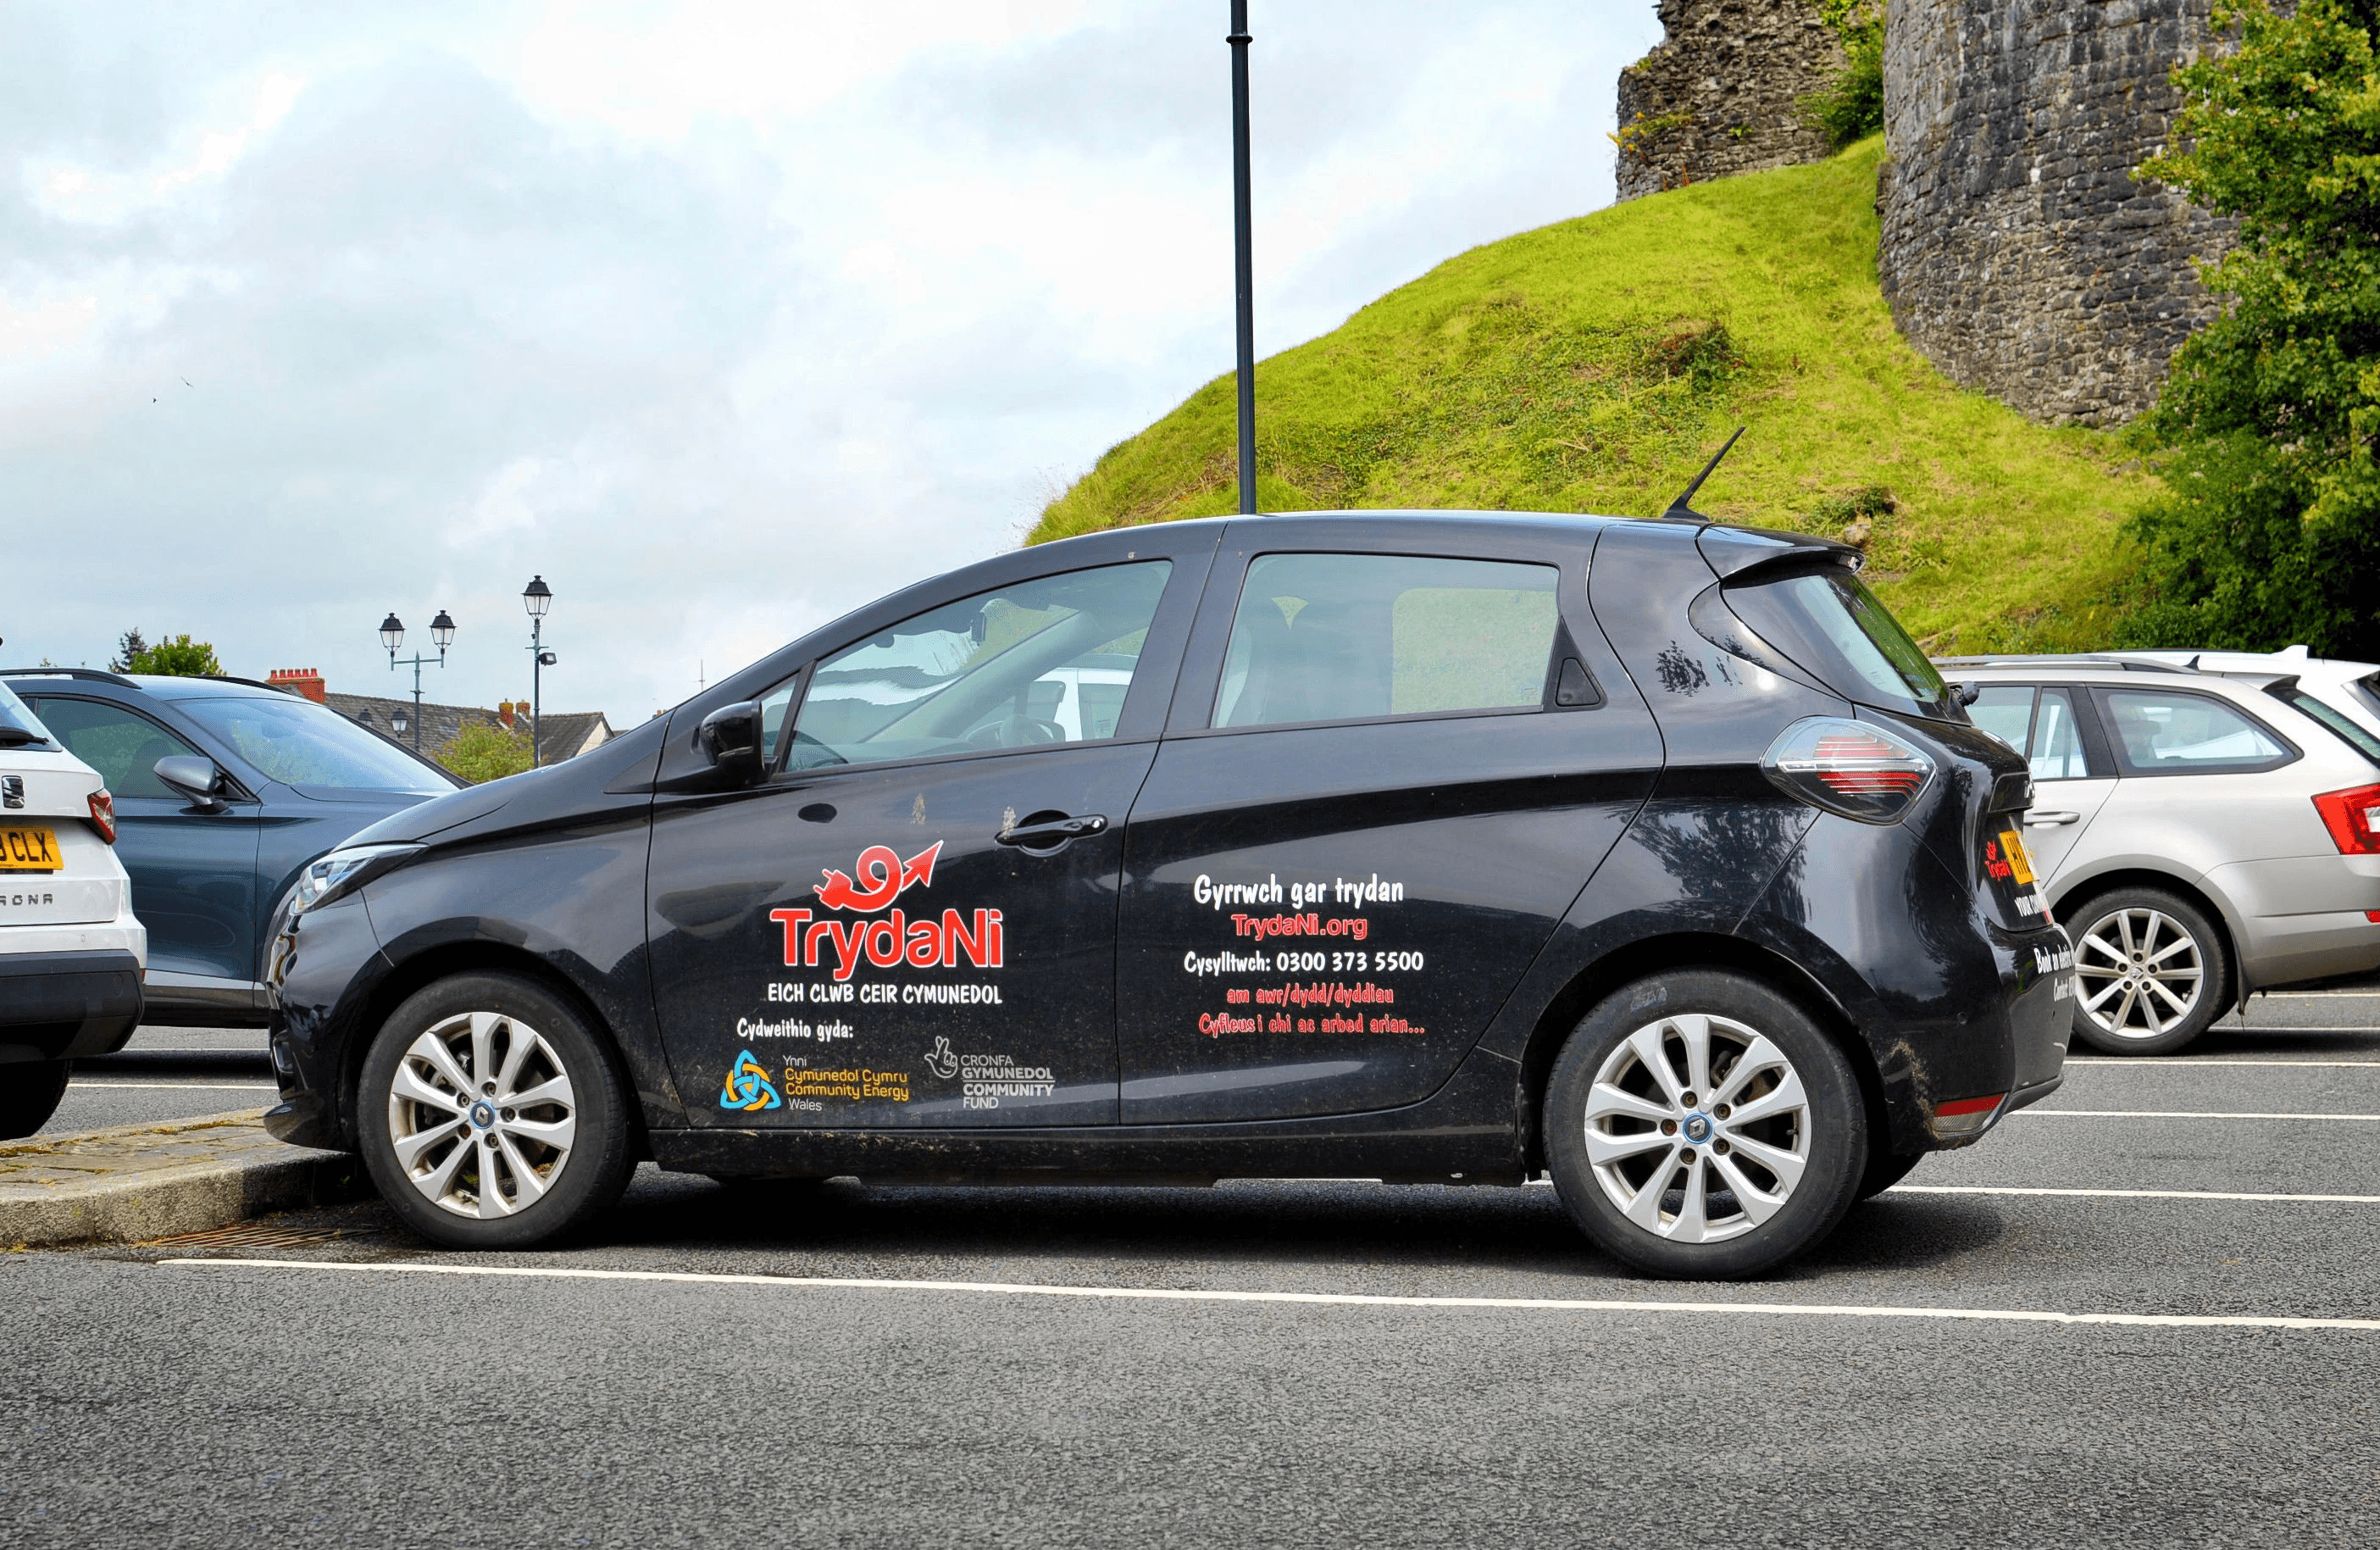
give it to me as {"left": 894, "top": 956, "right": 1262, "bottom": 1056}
{"left": 382, "top": 607, "right": 456, "bottom": 753}
{"left": 522, "top": 575, "right": 556, "bottom": 767}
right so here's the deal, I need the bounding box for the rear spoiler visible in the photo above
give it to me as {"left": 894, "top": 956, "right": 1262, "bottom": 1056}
{"left": 1695, "top": 523, "right": 1863, "bottom": 582}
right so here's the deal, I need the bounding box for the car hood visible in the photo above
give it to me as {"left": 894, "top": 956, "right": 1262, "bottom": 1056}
{"left": 338, "top": 776, "right": 524, "bottom": 847}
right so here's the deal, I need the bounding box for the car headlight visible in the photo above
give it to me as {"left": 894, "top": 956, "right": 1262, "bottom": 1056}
{"left": 291, "top": 843, "right": 424, "bottom": 916}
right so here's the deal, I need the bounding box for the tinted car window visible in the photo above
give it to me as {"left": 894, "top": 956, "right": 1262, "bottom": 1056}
{"left": 173, "top": 694, "right": 452, "bottom": 792}
{"left": 2274, "top": 685, "right": 2380, "bottom": 768}
{"left": 29, "top": 697, "right": 201, "bottom": 797}
{"left": 1214, "top": 553, "right": 1559, "bottom": 729}
{"left": 1969, "top": 686, "right": 2034, "bottom": 750}
{"left": 2029, "top": 688, "right": 2093, "bottom": 780}
{"left": 1726, "top": 569, "right": 1950, "bottom": 717}
{"left": 788, "top": 559, "right": 1171, "bottom": 771}
{"left": 2101, "top": 689, "right": 2289, "bottom": 775}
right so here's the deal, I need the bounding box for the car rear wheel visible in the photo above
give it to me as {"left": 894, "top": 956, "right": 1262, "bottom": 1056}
{"left": 2067, "top": 887, "right": 2230, "bottom": 1056}
{"left": 0, "top": 1059, "right": 71, "bottom": 1141}
{"left": 1544, "top": 970, "right": 1867, "bottom": 1279}
{"left": 358, "top": 973, "right": 634, "bottom": 1249}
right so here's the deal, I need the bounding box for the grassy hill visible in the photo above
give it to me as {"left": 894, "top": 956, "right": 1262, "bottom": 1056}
{"left": 1030, "top": 136, "right": 2148, "bottom": 653}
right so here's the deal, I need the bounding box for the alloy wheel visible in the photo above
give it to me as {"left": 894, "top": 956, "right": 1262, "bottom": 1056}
{"left": 385, "top": 1010, "right": 579, "bottom": 1219}
{"left": 1581, "top": 1013, "right": 1811, "bottom": 1244}
{"left": 2075, "top": 906, "right": 2203, "bottom": 1041}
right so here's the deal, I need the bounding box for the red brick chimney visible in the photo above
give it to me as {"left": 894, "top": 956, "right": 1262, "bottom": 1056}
{"left": 269, "top": 668, "right": 326, "bottom": 703}
{"left": 497, "top": 700, "right": 515, "bottom": 730}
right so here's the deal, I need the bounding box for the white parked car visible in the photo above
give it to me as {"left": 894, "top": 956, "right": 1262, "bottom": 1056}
{"left": 0, "top": 682, "right": 146, "bottom": 1139}
{"left": 2122, "top": 646, "right": 2380, "bottom": 742}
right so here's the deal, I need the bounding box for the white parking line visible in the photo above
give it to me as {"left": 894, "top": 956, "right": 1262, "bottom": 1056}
{"left": 2066, "top": 1058, "right": 2380, "bottom": 1068}
{"left": 1892, "top": 1185, "right": 2380, "bottom": 1204}
{"left": 2019, "top": 1109, "right": 2380, "bottom": 1120}
{"left": 156, "top": 1258, "right": 2380, "bottom": 1333}
{"left": 2255, "top": 990, "right": 2380, "bottom": 998}
{"left": 68, "top": 1081, "right": 278, "bottom": 1091}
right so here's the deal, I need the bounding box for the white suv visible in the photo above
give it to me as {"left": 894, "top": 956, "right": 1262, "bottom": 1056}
{"left": 0, "top": 682, "right": 146, "bottom": 1138}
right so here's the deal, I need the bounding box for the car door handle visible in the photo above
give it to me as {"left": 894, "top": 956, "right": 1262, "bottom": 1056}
{"left": 996, "top": 814, "right": 1109, "bottom": 848}
{"left": 2025, "top": 810, "right": 2082, "bottom": 826}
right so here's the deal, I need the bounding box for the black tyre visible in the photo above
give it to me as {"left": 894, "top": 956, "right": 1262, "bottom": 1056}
{"left": 0, "top": 1059, "right": 71, "bottom": 1141}
{"left": 1544, "top": 970, "right": 1868, "bottom": 1280}
{"left": 358, "top": 973, "right": 634, "bottom": 1249}
{"left": 2066, "top": 886, "right": 2230, "bottom": 1056}
{"left": 1857, "top": 1148, "right": 1924, "bottom": 1201}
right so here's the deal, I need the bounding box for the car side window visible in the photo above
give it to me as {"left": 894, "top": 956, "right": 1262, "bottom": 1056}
{"left": 25, "top": 697, "right": 202, "bottom": 798}
{"left": 2100, "top": 689, "right": 2288, "bottom": 775}
{"left": 757, "top": 675, "right": 800, "bottom": 769}
{"left": 1969, "top": 686, "right": 2034, "bottom": 752}
{"left": 2028, "top": 688, "right": 2094, "bottom": 780}
{"left": 786, "top": 559, "right": 1173, "bottom": 772}
{"left": 1212, "top": 553, "right": 1561, "bottom": 730}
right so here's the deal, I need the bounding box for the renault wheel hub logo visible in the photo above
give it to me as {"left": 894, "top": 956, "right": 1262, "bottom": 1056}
{"left": 1683, "top": 1113, "right": 1713, "bottom": 1144}
{"left": 469, "top": 1101, "right": 497, "bottom": 1129}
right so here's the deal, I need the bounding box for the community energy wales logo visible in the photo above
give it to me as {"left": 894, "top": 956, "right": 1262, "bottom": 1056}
{"left": 720, "top": 1048, "right": 781, "bottom": 1112}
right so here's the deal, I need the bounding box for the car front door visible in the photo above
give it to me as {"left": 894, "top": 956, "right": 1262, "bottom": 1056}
{"left": 646, "top": 543, "right": 1207, "bottom": 1130}
{"left": 1971, "top": 684, "right": 2117, "bottom": 883}
{"left": 26, "top": 693, "right": 263, "bottom": 993}
{"left": 1112, "top": 519, "right": 1662, "bottom": 1125}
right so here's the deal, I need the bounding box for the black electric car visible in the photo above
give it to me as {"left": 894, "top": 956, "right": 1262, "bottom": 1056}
{"left": 264, "top": 509, "right": 2070, "bottom": 1277}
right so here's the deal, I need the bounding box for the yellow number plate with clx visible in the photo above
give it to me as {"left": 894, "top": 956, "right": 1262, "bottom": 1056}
{"left": 0, "top": 826, "right": 63, "bottom": 872}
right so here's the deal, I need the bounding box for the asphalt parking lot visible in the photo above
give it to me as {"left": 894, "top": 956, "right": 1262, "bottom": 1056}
{"left": 8, "top": 995, "right": 2380, "bottom": 1546}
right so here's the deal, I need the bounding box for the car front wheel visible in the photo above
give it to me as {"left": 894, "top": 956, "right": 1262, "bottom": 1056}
{"left": 358, "top": 973, "right": 634, "bottom": 1249}
{"left": 1544, "top": 970, "right": 1867, "bottom": 1280}
{"left": 2067, "top": 887, "right": 2230, "bottom": 1056}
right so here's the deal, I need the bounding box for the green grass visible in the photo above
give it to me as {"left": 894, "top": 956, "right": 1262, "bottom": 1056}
{"left": 1030, "top": 136, "right": 2146, "bottom": 653}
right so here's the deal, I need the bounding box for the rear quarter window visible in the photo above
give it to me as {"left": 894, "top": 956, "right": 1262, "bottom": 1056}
{"left": 1722, "top": 568, "right": 1953, "bottom": 719}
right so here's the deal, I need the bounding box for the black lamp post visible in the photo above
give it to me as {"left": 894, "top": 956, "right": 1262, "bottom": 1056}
{"left": 1229, "top": 0, "right": 1257, "bottom": 516}
{"left": 522, "top": 575, "right": 555, "bottom": 767}
{"left": 381, "top": 608, "right": 456, "bottom": 752}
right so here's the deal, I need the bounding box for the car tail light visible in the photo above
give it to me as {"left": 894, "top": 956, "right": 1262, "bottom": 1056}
{"left": 86, "top": 788, "right": 116, "bottom": 843}
{"left": 1933, "top": 1092, "right": 2005, "bottom": 1138}
{"left": 2313, "top": 783, "right": 2380, "bottom": 855}
{"left": 1761, "top": 717, "right": 1935, "bottom": 824}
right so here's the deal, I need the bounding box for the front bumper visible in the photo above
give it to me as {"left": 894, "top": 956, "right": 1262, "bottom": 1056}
{"left": 0, "top": 948, "right": 145, "bottom": 1064}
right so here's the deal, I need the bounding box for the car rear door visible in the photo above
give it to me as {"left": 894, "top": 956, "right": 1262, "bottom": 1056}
{"left": 1970, "top": 683, "right": 2117, "bottom": 883}
{"left": 1112, "top": 517, "right": 1662, "bottom": 1124}
{"left": 644, "top": 538, "right": 1208, "bottom": 1130}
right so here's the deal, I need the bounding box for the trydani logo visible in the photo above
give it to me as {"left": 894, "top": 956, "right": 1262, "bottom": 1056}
{"left": 720, "top": 1048, "right": 781, "bottom": 1112}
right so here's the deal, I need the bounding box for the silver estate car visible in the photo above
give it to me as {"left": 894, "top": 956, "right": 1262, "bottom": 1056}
{"left": 1941, "top": 655, "right": 2380, "bottom": 1054}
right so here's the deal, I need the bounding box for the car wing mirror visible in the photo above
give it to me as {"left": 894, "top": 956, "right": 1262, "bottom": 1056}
{"left": 696, "top": 700, "right": 767, "bottom": 785}
{"left": 154, "top": 755, "right": 230, "bottom": 813}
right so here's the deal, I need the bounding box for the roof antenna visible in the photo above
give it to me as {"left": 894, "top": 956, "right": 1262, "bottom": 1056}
{"left": 1662, "top": 426, "right": 1746, "bottom": 523}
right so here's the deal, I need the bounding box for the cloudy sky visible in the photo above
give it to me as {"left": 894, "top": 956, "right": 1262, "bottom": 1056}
{"left": 3, "top": 1, "right": 1661, "bottom": 723}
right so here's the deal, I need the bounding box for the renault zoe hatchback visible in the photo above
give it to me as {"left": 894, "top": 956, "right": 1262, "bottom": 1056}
{"left": 263, "top": 512, "right": 2071, "bottom": 1277}
{"left": 0, "top": 683, "right": 145, "bottom": 1139}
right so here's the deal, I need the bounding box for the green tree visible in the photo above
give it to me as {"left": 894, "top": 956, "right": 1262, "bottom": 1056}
{"left": 2118, "top": 0, "right": 2380, "bottom": 653}
{"left": 119, "top": 632, "right": 224, "bottom": 676}
{"left": 436, "top": 719, "right": 535, "bottom": 783}
{"left": 1804, "top": 1, "right": 1884, "bottom": 149}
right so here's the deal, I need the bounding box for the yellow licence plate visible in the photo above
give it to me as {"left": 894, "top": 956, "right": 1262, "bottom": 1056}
{"left": 1999, "top": 829, "right": 2038, "bottom": 886}
{"left": 0, "top": 826, "right": 63, "bottom": 873}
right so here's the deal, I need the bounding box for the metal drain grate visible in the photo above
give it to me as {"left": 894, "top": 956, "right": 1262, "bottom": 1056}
{"left": 141, "top": 1220, "right": 347, "bottom": 1251}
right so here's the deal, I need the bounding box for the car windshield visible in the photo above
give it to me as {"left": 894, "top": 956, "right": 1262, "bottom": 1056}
{"left": 1724, "top": 567, "right": 1951, "bottom": 717}
{"left": 0, "top": 682, "right": 54, "bottom": 747}
{"left": 174, "top": 694, "right": 454, "bottom": 792}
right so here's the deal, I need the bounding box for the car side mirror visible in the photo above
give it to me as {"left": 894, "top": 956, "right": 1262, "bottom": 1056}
{"left": 696, "top": 700, "right": 767, "bottom": 785}
{"left": 1951, "top": 681, "right": 1982, "bottom": 708}
{"left": 154, "top": 755, "right": 230, "bottom": 813}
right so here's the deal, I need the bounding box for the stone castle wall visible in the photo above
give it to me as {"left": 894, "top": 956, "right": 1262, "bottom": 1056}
{"left": 1877, "top": 0, "right": 2236, "bottom": 426}
{"left": 1614, "top": 0, "right": 1845, "bottom": 203}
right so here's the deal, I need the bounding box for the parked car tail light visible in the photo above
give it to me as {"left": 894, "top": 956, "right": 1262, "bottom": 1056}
{"left": 2313, "top": 783, "right": 2380, "bottom": 855}
{"left": 86, "top": 788, "right": 116, "bottom": 844}
{"left": 1761, "top": 717, "right": 1935, "bottom": 824}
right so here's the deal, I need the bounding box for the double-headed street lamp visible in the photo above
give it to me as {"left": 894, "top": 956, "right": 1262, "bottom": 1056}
{"left": 523, "top": 575, "right": 556, "bottom": 768}
{"left": 380, "top": 608, "right": 457, "bottom": 752}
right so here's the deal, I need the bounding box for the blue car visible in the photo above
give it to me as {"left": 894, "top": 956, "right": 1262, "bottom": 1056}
{"left": 0, "top": 670, "right": 460, "bottom": 1026}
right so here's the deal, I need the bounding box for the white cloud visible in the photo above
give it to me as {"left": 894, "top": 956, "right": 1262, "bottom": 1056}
{"left": 0, "top": 1, "right": 1662, "bottom": 717}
